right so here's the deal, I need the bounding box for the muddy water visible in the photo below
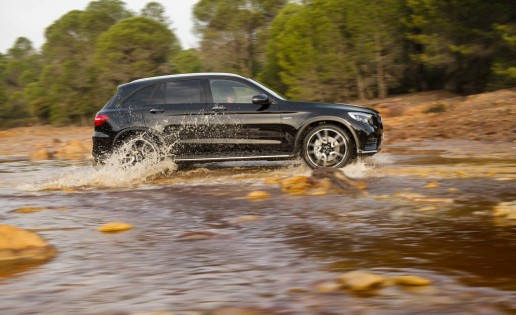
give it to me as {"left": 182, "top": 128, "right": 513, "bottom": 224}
{"left": 0, "top": 143, "right": 515, "bottom": 315}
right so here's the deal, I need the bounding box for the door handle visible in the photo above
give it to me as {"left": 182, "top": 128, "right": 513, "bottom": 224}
{"left": 149, "top": 109, "right": 165, "bottom": 114}
{"left": 212, "top": 105, "right": 227, "bottom": 112}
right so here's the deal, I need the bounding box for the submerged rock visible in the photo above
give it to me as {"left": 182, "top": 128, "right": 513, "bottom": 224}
{"left": 336, "top": 271, "right": 388, "bottom": 291}
{"left": 29, "top": 148, "right": 53, "bottom": 160}
{"left": 0, "top": 225, "right": 56, "bottom": 262}
{"left": 177, "top": 231, "right": 226, "bottom": 240}
{"left": 314, "top": 280, "right": 343, "bottom": 293}
{"left": 54, "top": 139, "right": 91, "bottom": 160}
{"left": 492, "top": 201, "right": 516, "bottom": 219}
{"left": 278, "top": 168, "right": 367, "bottom": 196}
{"left": 98, "top": 222, "right": 134, "bottom": 233}
{"left": 246, "top": 191, "right": 271, "bottom": 200}
{"left": 393, "top": 275, "right": 433, "bottom": 286}
{"left": 279, "top": 176, "right": 311, "bottom": 194}
{"left": 229, "top": 215, "right": 264, "bottom": 224}
{"left": 424, "top": 181, "right": 440, "bottom": 188}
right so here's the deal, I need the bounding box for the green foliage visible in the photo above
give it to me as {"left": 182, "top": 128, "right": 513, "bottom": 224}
{"left": 2, "top": 0, "right": 515, "bottom": 128}
{"left": 171, "top": 49, "right": 204, "bottom": 74}
{"left": 95, "top": 17, "right": 178, "bottom": 87}
{"left": 141, "top": 2, "right": 170, "bottom": 25}
{"left": 193, "top": 0, "right": 287, "bottom": 76}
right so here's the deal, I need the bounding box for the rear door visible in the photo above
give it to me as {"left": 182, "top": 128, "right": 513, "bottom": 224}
{"left": 142, "top": 79, "right": 211, "bottom": 156}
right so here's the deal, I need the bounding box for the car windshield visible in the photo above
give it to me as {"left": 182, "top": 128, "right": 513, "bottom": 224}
{"left": 247, "top": 78, "right": 287, "bottom": 101}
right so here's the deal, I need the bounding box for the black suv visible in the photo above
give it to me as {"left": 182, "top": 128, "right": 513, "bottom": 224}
{"left": 93, "top": 73, "right": 383, "bottom": 168}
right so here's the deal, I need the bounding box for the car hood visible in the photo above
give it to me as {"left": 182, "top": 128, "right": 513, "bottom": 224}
{"left": 284, "top": 101, "right": 379, "bottom": 114}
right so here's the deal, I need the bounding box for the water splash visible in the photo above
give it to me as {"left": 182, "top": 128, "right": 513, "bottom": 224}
{"left": 20, "top": 140, "right": 178, "bottom": 191}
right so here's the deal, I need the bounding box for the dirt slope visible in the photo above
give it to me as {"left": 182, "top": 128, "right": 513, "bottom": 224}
{"left": 356, "top": 88, "right": 516, "bottom": 144}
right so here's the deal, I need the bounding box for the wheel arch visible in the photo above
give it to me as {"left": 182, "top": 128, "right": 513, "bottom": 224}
{"left": 294, "top": 117, "right": 359, "bottom": 154}
{"left": 112, "top": 127, "right": 165, "bottom": 148}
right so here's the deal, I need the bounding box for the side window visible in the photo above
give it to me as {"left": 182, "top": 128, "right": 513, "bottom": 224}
{"left": 121, "top": 84, "right": 157, "bottom": 108}
{"left": 148, "top": 83, "right": 165, "bottom": 106}
{"left": 210, "top": 79, "right": 260, "bottom": 104}
{"left": 165, "top": 80, "right": 202, "bottom": 104}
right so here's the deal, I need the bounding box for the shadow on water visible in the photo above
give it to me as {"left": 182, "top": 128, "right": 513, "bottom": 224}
{"left": 0, "top": 148, "right": 515, "bottom": 314}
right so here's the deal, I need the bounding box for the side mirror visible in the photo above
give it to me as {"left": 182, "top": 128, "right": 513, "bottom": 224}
{"left": 252, "top": 94, "right": 270, "bottom": 105}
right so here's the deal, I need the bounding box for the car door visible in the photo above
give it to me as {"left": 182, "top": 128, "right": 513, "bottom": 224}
{"left": 206, "top": 78, "right": 285, "bottom": 157}
{"left": 142, "top": 79, "right": 211, "bottom": 156}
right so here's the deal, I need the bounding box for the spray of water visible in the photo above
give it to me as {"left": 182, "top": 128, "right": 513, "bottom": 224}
{"left": 22, "top": 136, "right": 178, "bottom": 191}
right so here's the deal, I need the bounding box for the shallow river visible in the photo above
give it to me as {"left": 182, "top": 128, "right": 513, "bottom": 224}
{"left": 1, "top": 141, "right": 515, "bottom": 315}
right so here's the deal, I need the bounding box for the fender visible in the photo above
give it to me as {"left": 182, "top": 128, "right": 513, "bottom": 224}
{"left": 293, "top": 116, "right": 360, "bottom": 153}
{"left": 113, "top": 126, "right": 166, "bottom": 147}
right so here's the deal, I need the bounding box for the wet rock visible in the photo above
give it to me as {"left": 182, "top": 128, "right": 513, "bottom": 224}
{"left": 492, "top": 201, "right": 516, "bottom": 219}
{"left": 314, "top": 280, "right": 343, "bottom": 293}
{"left": 98, "top": 222, "right": 134, "bottom": 233}
{"left": 311, "top": 167, "right": 368, "bottom": 191}
{"left": 279, "top": 176, "right": 311, "bottom": 194}
{"left": 229, "top": 215, "right": 264, "bottom": 224}
{"left": 416, "top": 206, "right": 438, "bottom": 212}
{"left": 210, "top": 307, "right": 273, "bottom": 315}
{"left": 10, "top": 206, "right": 69, "bottom": 214}
{"left": 262, "top": 177, "right": 282, "bottom": 185}
{"left": 393, "top": 275, "right": 433, "bottom": 286}
{"left": 246, "top": 191, "right": 270, "bottom": 200}
{"left": 0, "top": 225, "right": 57, "bottom": 262}
{"left": 278, "top": 168, "right": 367, "bottom": 195}
{"left": 424, "top": 181, "right": 440, "bottom": 188}
{"left": 54, "top": 139, "right": 91, "bottom": 160}
{"left": 336, "top": 271, "right": 388, "bottom": 291}
{"left": 177, "top": 231, "right": 225, "bottom": 240}
{"left": 29, "top": 148, "right": 53, "bottom": 160}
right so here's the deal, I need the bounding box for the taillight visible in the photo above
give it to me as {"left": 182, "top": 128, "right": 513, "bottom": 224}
{"left": 94, "top": 114, "right": 109, "bottom": 127}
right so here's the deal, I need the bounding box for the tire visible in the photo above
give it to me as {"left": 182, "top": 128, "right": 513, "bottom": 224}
{"left": 117, "top": 133, "right": 161, "bottom": 167}
{"left": 302, "top": 124, "right": 354, "bottom": 168}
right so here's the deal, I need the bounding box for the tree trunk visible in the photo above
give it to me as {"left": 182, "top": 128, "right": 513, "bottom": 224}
{"left": 375, "top": 33, "right": 387, "bottom": 98}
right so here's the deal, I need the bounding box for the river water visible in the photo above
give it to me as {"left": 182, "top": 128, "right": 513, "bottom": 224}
{"left": 1, "top": 141, "right": 515, "bottom": 315}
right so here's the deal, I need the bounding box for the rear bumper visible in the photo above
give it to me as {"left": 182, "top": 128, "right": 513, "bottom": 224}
{"left": 92, "top": 132, "right": 113, "bottom": 163}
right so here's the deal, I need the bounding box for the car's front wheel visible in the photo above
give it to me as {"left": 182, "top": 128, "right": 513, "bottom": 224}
{"left": 302, "top": 125, "right": 354, "bottom": 168}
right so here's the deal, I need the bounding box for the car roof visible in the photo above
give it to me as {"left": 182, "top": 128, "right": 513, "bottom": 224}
{"left": 130, "top": 72, "right": 245, "bottom": 84}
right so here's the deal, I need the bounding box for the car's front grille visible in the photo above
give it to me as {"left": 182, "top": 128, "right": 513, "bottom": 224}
{"left": 365, "top": 138, "right": 379, "bottom": 151}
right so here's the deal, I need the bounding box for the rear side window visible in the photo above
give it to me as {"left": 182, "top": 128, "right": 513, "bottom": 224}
{"left": 165, "top": 80, "right": 202, "bottom": 104}
{"left": 121, "top": 84, "right": 157, "bottom": 108}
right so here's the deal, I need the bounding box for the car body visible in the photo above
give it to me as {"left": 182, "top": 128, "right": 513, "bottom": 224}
{"left": 93, "top": 73, "right": 383, "bottom": 168}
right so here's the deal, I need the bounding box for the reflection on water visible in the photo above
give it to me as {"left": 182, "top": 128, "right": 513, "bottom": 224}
{"left": 0, "top": 149, "right": 515, "bottom": 314}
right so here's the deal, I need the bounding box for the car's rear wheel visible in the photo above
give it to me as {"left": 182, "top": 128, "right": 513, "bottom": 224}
{"left": 302, "top": 125, "right": 353, "bottom": 168}
{"left": 117, "top": 134, "right": 161, "bottom": 167}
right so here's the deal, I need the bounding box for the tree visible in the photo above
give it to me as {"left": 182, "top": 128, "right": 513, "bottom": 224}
{"left": 0, "top": 38, "right": 41, "bottom": 127}
{"left": 171, "top": 49, "right": 204, "bottom": 73}
{"left": 193, "top": 0, "right": 287, "bottom": 77}
{"left": 141, "top": 1, "right": 170, "bottom": 25}
{"left": 29, "top": 0, "right": 133, "bottom": 125}
{"left": 95, "top": 17, "right": 179, "bottom": 89}
{"left": 404, "top": 0, "right": 516, "bottom": 93}
{"left": 261, "top": 0, "right": 405, "bottom": 101}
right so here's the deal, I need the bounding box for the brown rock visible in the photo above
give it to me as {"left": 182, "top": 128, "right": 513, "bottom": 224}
{"left": 98, "top": 222, "right": 134, "bottom": 233}
{"left": 54, "top": 139, "right": 90, "bottom": 160}
{"left": 336, "top": 271, "right": 388, "bottom": 291}
{"left": 246, "top": 191, "right": 270, "bottom": 200}
{"left": 393, "top": 275, "right": 433, "bottom": 286}
{"left": 30, "top": 148, "right": 52, "bottom": 160}
{"left": 279, "top": 176, "right": 311, "bottom": 194}
{"left": 0, "top": 225, "right": 57, "bottom": 262}
{"left": 229, "top": 215, "right": 264, "bottom": 224}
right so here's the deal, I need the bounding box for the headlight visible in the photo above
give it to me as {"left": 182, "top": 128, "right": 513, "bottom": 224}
{"left": 349, "top": 112, "right": 372, "bottom": 124}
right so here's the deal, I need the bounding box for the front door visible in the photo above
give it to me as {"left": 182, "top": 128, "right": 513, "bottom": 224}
{"left": 206, "top": 79, "right": 284, "bottom": 157}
